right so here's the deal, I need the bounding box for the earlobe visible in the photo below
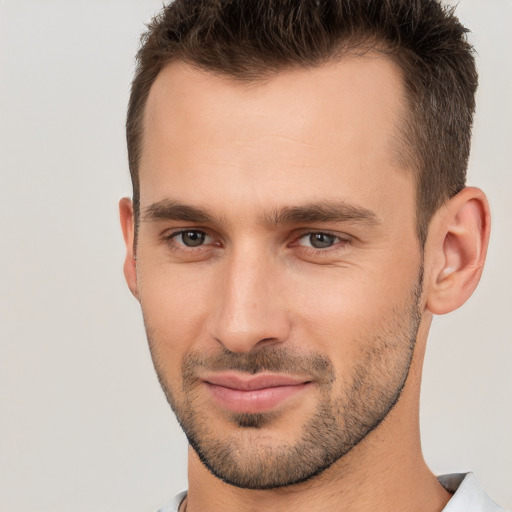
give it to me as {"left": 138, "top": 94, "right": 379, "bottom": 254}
{"left": 119, "top": 197, "right": 139, "bottom": 300}
{"left": 425, "top": 187, "right": 490, "bottom": 315}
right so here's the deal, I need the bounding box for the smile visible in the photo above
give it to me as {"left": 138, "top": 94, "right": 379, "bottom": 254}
{"left": 203, "top": 373, "right": 313, "bottom": 414}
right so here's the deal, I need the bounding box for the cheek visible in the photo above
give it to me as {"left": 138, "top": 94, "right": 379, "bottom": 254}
{"left": 137, "top": 261, "right": 215, "bottom": 371}
{"left": 288, "top": 262, "right": 419, "bottom": 361}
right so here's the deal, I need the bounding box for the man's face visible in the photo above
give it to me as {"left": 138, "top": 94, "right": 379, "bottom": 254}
{"left": 128, "top": 56, "right": 425, "bottom": 488}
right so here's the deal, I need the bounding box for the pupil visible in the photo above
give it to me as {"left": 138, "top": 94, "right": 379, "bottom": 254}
{"left": 183, "top": 231, "right": 205, "bottom": 247}
{"left": 310, "top": 233, "right": 334, "bottom": 249}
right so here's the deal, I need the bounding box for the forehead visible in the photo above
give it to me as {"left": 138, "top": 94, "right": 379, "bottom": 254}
{"left": 140, "top": 56, "right": 414, "bottom": 224}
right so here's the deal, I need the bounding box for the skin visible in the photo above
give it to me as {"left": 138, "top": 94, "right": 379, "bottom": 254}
{"left": 120, "top": 56, "right": 490, "bottom": 511}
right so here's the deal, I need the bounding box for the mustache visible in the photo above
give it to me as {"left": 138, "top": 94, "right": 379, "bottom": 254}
{"left": 182, "top": 347, "right": 335, "bottom": 384}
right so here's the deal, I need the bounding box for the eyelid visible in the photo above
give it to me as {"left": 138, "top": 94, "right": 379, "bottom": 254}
{"left": 289, "top": 230, "right": 353, "bottom": 257}
{"left": 174, "top": 229, "right": 210, "bottom": 241}
{"left": 161, "top": 228, "right": 218, "bottom": 248}
{"left": 294, "top": 230, "right": 351, "bottom": 243}
{"left": 160, "top": 227, "right": 352, "bottom": 254}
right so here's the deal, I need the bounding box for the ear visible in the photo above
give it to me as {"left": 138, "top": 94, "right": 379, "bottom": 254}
{"left": 425, "top": 187, "right": 490, "bottom": 315}
{"left": 119, "top": 197, "right": 139, "bottom": 300}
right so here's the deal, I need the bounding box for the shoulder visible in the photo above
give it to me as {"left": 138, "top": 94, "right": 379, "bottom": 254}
{"left": 156, "top": 490, "right": 187, "bottom": 512}
{"left": 439, "top": 473, "right": 505, "bottom": 512}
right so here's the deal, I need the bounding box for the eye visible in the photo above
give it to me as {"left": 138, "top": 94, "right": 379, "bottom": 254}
{"left": 297, "top": 232, "right": 341, "bottom": 249}
{"left": 172, "top": 230, "right": 211, "bottom": 247}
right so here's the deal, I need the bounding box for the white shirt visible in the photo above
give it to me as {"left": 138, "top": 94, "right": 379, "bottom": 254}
{"left": 438, "top": 473, "right": 504, "bottom": 512}
{"left": 157, "top": 473, "right": 504, "bottom": 512}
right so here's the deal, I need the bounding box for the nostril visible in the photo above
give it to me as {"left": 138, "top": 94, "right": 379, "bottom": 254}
{"left": 255, "top": 337, "right": 281, "bottom": 347}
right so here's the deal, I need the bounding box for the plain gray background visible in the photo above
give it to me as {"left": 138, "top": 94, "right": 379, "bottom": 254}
{"left": 0, "top": 0, "right": 510, "bottom": 510}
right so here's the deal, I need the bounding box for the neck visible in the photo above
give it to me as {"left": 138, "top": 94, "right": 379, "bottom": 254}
{"left": 185, "top": 321, "right": 450, "bottom": 512}
{"left": 185, "top": 415, "right": 449, "bottom": 512}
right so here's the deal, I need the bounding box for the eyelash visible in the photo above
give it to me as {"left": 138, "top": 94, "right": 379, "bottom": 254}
{"left": 294, "top": 231, "right": 350, "bottom": 251}
{"left": 161, "top": 229, "right": 351, "bottom": 256}
{"left": 162, "top": 230, "right": 217, "bottom": 255}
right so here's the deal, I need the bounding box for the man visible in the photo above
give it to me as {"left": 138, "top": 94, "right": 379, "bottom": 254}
{"left": 119, "top": 0, "right": 503, "bottom": 510}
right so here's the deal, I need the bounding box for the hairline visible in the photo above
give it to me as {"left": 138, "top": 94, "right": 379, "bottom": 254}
{"left": 129, "top": 44, "right": 441, "bottom": 248}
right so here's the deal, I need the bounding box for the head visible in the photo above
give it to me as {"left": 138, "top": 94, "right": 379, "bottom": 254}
{"left": 120, "top": 0, "right": 489, "bottom": 491}
{"left": 127, "top": 0, "right": 478, "bottom": 246}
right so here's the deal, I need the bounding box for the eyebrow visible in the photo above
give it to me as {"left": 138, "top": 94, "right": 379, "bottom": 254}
{"left": 264, "top": 202, "right": 379, "bottom": 226}
{"left": 141, "top": 199, "right": 379, "bottom": 227}
{"left": 142, "top": 200, "right": 216, "bottom": 223}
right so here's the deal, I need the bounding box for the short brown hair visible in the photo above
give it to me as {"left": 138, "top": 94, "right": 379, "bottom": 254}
{"left": 127, "top": 0, "right": 477, "bottom": 245}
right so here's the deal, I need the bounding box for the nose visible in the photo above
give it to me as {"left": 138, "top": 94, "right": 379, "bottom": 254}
{"left": 208, "top": 247, "right": 292, "bottom": 353}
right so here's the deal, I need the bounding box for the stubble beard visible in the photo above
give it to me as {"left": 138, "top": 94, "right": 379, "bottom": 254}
{"left": 146, "top": 275, "right": 423, "bottom": 490}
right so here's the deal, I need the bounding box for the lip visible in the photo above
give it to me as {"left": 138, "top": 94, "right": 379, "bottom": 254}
{"left": 203, "top": 372, "right": 312, "bottom": 414}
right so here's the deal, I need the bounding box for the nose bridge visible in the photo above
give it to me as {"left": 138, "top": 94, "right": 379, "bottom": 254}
{"left": 209, "top": 241, "right": 290, "bottom": 353}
